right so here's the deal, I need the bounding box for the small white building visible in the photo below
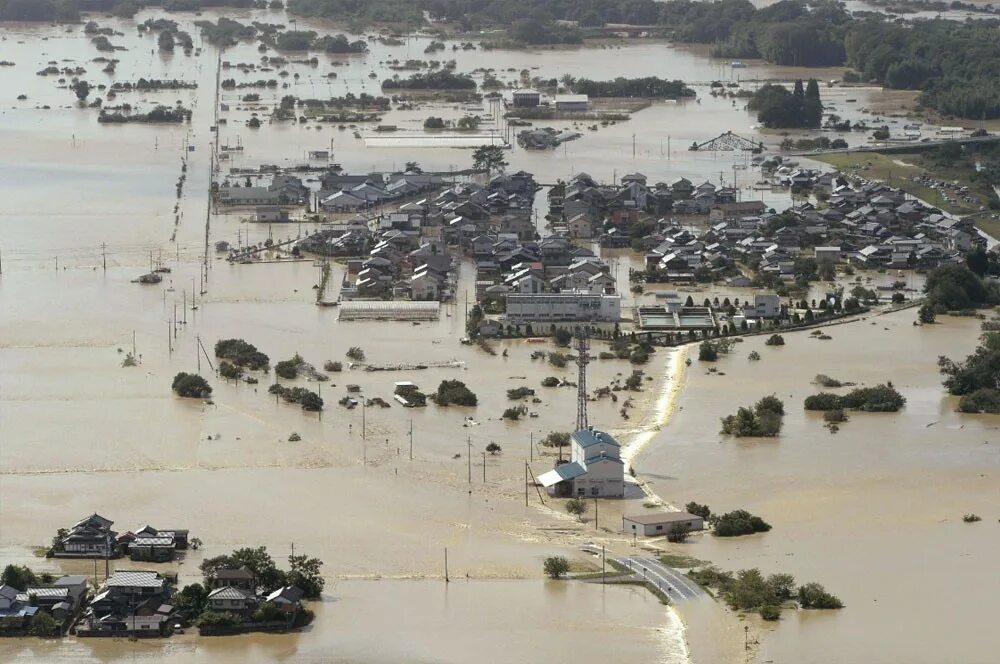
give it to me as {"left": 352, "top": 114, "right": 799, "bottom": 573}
{"left": 537, "top": 427, "right": 624, "bottom": 498}
{"left": 623, "top": 512, "right": 704, "bottom": 537}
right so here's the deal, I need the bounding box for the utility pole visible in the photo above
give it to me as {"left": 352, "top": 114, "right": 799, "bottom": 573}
{"left": 197, "top": 334, "right": 201, "bottom": 372}
{"left": 482, "top": 450, "right": 486, "bottom": 483}
{"left": 101, "top": 242, "right": 107, "bottom": 271}
{"left": 444, "top": 548, "right": 450, "bottom": 583}
{"left": 632, "top": 133, "right": 636, "bottom": 158}
{"left": 594, "top": 496, "right": 598, "bottom": 530}
{"left": 132, "top": 331, "right": 136, "bottom": 358}
{"left": 602, "top": 545, "right": 606, "bottom": 584}
{"left": 524, "top": 462, "right": 529, "bottom": 506}
{"left": 409, "top": 419, "right": 413, "bottom": 460}
{"left": 467, "top": 436, "right": 472, "bottom": 484}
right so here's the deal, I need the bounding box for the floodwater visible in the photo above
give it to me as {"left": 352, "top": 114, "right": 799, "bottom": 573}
{"left": 1, "top": 7, "right": 994, "bottom": 664}
{"left": 0, "top": 579, "right": 681, "bottom": 663}
{"left": 638, "top": 308, "right": 1000, "bottom": 664}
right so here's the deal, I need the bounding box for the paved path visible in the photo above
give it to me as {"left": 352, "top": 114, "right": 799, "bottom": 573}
{"left": 580, "top": 545, "right": 706, "bottom": 602}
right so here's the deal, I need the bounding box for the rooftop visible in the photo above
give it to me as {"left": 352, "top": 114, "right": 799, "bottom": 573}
{"left": 624, "top": 512, "right": 702, "bottom": 525}
{"left": 105, "top": 571, "right": 163, "bottom": 589}
{"left": 572, "top": 428, "right": 621, "bottom": 449}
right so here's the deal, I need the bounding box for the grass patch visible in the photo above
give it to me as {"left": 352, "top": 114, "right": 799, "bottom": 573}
{"left": 658, "top": 553, "right": 708, "bottom": 569}
{"left": 567, "top": 559, "right": 601, "bottom": 574}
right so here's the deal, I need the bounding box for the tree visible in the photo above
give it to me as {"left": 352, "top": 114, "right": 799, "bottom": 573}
{"left": 252, "top": 602, "right": 287, "bottom": 623}
{"left": 486, "top": 441, "right": 502, "bottom": 455}
{"left": 299, "top": 391, "right": 324, "bottom": 411}
{"left": 667, "top": 523, "right": 691, "bottom": 543}
{"left": 698, "top": 341, "right": 719, "bottom": 362}
{"left": 71, "top": 80, "right": 90, "bottom": 100}
{"left": 158, "top": 30, "right": 175, "bottom": 52}
{"left": 685, "top": 502, "right": 712, "bottom": 520}
{"left": 275, "top": 353, "right": 302, "bottom": 379}
{"left": 29, "top": 611, "right": 58, "bottom": 636}
{"left": 472, "top": 145, "right": 507, "bottom": 174}
{"left": 541, "top": 431, "right": 571, "bottom": 448}
{"left": 938, "top": 332, "right": 1000, "bottom": 396}
{"left": 173, "top": 583, "right": 209, "bottom": 619}
{"left": 565, "top": 497, "right": 588, "bottom": 520}
{"left": 713, "top": 510, "right": 772, "bottom": 537}
{"left": 1, "top": 564, "right": 38, "bottom": 591}
{"left": 433, "top": 379, "right": 478, "bottom": 406}
{"left": 918, "top": 303, "right": 936, "bottom": 324}
{"left": 553, "top": 328, "right": 573, "bottom": 347}
{"left": 112, "top": 1, "right": 139, "bottom": 19}
{"left": 404, "top": 161, "right": 422, "bottom": 173}
{"left": 287, "top": 553, "right": 324, "bottom": 598}
{"left": 346, "top": 346, "right": 365, "bottom": 361}
{"left": 798, "top": 582, "right": 844, "bottom": 609}
{"left": 966, "top": 248, "right": 990, "bottom": 277}
{"left": 924, "top": 263, "right": 1000, "bottom": 310}
{"left": 172, "top": 372, "right": 211, "bottom": 398}
{"left": 544, "top": 556, "right": 571, "bottom": 579}
{"left": 423, "top": 116, "right": 445, "bottom": 129}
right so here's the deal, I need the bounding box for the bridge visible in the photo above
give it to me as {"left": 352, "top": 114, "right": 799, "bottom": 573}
{"left": 689, "top": 131, "right": 764, "bottom": 152}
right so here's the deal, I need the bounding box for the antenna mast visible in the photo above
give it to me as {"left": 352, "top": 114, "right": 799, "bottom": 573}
{"left": 575, "top": 329, "right": 590, "bottom": 431}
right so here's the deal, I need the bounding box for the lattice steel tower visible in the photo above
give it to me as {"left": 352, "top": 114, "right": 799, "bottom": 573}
{"left": 575, "top": 329, "right": 590, "bottom": 431}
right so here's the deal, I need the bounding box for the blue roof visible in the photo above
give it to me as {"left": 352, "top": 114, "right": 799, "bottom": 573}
{"left": 554, "top": 461, "right": 587, "bottom": 480}
{"left": 572, "top": 428, "right": 620, "bottom": 449}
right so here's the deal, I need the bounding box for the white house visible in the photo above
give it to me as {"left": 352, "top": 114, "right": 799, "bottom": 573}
{"left": 537, "top": 427, "right": 624, "bottom": 498}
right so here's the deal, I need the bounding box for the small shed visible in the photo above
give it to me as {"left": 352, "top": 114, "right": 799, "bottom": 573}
{"left": 623, "top": 512, "right": 704, "bottom": 537}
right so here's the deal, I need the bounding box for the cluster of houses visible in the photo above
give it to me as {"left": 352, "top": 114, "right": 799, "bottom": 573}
{"left": 299, "top": 170, "right": 541, "bottom": 303}
{"left": 202, "top": 566, "right": 305, "bottom": 624}
{"left": 549, "top": 172, "right": 756, "bottom": 243}
{"left": 316, "top": 170, "right": 446, "bottom": 213}
{"left": 0, "top": 576, "right": 90, "bottom": 635}
{"left": 53, "top": 514, "right": 190, "bottom": 563}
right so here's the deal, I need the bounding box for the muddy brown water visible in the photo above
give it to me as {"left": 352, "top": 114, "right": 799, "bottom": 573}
{"left": 1, "top": 9, "right": 996, "bottom": 664}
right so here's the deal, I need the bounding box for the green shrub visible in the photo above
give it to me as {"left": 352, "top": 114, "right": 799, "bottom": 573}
{"left": 543, "top": 556, "right": 570, "bottom": 579}
{"left": 507, "top": 387, "right": 535, "bottom": 399}
{"left": 713, "top": 510, "right": 771, "bottom": 537}
{"left": 804, "top": 392, "right": 842, "bottom": 410}
{"left": 172, "top": 372, "right": 212, "bottom": 398}
{"left": 541, "top": 431, "right": 571, "bottom": 447}
{"left": 760, "top": 604, "right": 781, "bottom": 621}
{"left": 433, "top": 380, "right": 477, "bottom": 406}
{"left": 215, "top": 338, "right": 269, "bottom": 370}
{"left": 698, "top": 341, "right": 719, "bottom": 362}
{"left": 275, "top": 353, "right": 303, "bottom": 379}
{"left": 541, "top": 376, "right": 560, "bottom": 387}
{"left": 685, "top": 502, "right": 711, "bottom": 520}
{"left": 764, "top": 334, "right": 785, "bottom": 346}
{"left": 957, "top": 388, "right": 1000, "bottom": 413}
{"left": 219, "top": 361, "right": 243, "bottom": 379}
{"left": 798, "top": 582, "right": 843, "bottom": 609}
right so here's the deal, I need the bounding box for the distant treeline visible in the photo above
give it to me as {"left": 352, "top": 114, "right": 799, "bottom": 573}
{"left": 287, "top": 0, "right": 1000, "bottom": 119}
{"left": 382, "top": 70, "right": 476, "bottom": 90}
{"left": 570, "top": 76, "right": 694, "bottom": 99}
{"left": 0, "top": 0, "right": 272, "bottom": 21}
{"left": 98, "top": 104, "right": 191, "bottom": 123}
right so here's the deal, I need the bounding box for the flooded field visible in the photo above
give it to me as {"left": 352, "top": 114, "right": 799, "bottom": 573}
{"left": 1, "top": 7, "right": 996, "bottom": 664}
{"left": 639, "top": 308, "right": 1000, "bottom": 664}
